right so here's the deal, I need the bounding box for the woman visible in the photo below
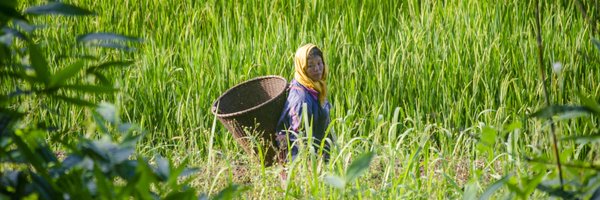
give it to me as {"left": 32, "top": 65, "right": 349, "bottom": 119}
{"left": 276, "top": 43, "right": 332, "bottom": 166}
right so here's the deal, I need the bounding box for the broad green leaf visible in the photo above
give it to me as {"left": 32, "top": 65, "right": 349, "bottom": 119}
{"left": 84, "top": 42, "right": 136, "bottom": 51}
{"left": 561, "top": 133, "right": 600, "bottom": 144}
{"left": 14, "top": 20, "right": 38, "bottom": 33}
{"left": 179, "top": 167, "right": 199, "bottom": 178}
{"left": 118, "top": 123, "right": 134, "bottom": 133}
{"left": 480, "top": 175, "right": 511, "bottom": 200}
{"left": 132, "top": 159, "right": 157, "bottom": 199}
{"left": 61, "top": 84, "right": 118, "bottom": 94}
{"left": 529, "top": 105, "right": 592, "bottom": 119}
{"left": 94, "top": 165, "right": 114, "bottom": 198}
{"left": 164, "top": 190, "right": 196, "bottom": 200}
{"left": 213, "top": 184, "right": 250, "bottom": 200}
{"left": 88, "top": 61, "right": 134, "bottom": 72}
{"left": 28, "top": 42, "right": 50, "bottom": 84}
{"left": 345, "top": 151, "right": 374, "bottom": 183}
{"left": 51, "top": 95, "right": 96, "bottom": 107}
{"left": 198, "top": 194, "right": 209, "bottom": 200}
{"left": 92, "top": 112, "right": 109, "bottom": 134}
{"left": 536, "top": 183, "right": 576, "bottom": 199}
{"left": 463, "top": 181, "right": 478, "bottom": 200}
{"left": 62, "top": 155, "right": 83, "bottom": 170}
{"left": 11, "top": 133, "right": 50, "bottom": 179}
{"left": 50, "top": 60, "right": 85, "bottom": 87}
{"left": 576, "top": 92, "right": 600, "bottom": 115}
{"left": 591, "top": 185, "right": 600, "bottom": 200}
{"left": 3, "top": 27, "right": 28, "bottom": 41}
{"left": 77, "top": 33, "right": 141, "bottom": 43}
{"left": 88, "top": 71, "right": 111, "bottom": 85}
{"left": 111, "top": 147, "right": 134, "bottom": 164}
{"left": 115, "top": 160, "right": 138, "bottom": 180}
{"left": 25, "top": 2, "right": 94, "bottom": 16}
{"left": 480, "top": 126, "right": 497, "bottom": 145}
{"left": 155, "top": 155, "right": 169, "bottom": 181}
{"left": 121, "top": 130, "right": 143, "bottom": 147}
{"left": 96, "top": 102, "right": 117, "bottom": 123}
{"left": 0, "top": 0, "right": 25, "bottom": 23}
{"left": 324, "top": 175, "right": 345, "bottom": 189}
{"left": 593, "top": 38, "right": 600, "bottom": 53}
{"left": 505, "top": 121, "right": 522, "bottom": 132}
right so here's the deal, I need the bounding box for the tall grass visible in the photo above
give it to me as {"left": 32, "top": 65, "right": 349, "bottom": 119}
{"left": 11, "top": 0, "right": 600, "bottom": 198}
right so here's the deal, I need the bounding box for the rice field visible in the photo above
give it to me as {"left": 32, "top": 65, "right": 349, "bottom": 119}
{"left": 13, "top": 0, "right": 600, "bottom": 198}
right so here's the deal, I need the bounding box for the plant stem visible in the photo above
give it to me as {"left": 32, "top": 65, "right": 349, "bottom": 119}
{"left": 575, "top": 0, "right": 598, "bottom": 36}
{"left": 534, "top": 0, "right": 564, "bottom": 188}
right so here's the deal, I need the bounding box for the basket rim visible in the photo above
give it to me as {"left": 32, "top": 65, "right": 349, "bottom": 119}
{"left": 211, "top": 75, "right": 288, "bottom": 118}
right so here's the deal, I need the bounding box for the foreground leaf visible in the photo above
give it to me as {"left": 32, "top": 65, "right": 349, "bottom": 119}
{"left": 25, "top": 2, "right": 94, "bottom": 16}
{"left": 51, "top": 95, "right": 96, "bottom": 107}
{"left": 324, "top": 175, "right": 345, "bottom": 189}
{"left": 536, "top": 183, "right": 576, "bottom": 199}
{"left": 50, "top": 60, "right": 85, "bottom": 87}
{"left": 62, "top": 84, "right": 118, "bottom": 94}
{"left": 88, "top": 61, "right": 134, "bottom": 72}
{"left": 593, "top": 38, "right": 600, "bottom": 53}
{"left": 28, "top": 42, "right": 50, "bottom": 84}
{"left": 213, "top": 184, "right": 250, "bottom": 200}
{"left": 561, "top": 133, "right": 600, "bottom": 144}
{"left": 480, "top": 175, "right": 511, "bottom": 200}
{"left": 529, "top": 105, "right": 593, "bottom": 119}
{"left": 77, "top": 33, "right": 141, "bottom": 43}
{"left": 345, "top": 151, "right": 375, "bottom": 183}
{"left": 96, "top": 102, "right": 117, "bottom": 123}
{"left": 576, "top": 92, "right": 600, "bottom": 115}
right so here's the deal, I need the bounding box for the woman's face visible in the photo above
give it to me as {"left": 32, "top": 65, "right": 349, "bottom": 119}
{"left": 306, "top": 56, "right": 324, "bottom": 81}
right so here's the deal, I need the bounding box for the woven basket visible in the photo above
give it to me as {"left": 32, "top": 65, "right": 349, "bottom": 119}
{"left": 211, "top": 76, "right": 288, "bottom": 166}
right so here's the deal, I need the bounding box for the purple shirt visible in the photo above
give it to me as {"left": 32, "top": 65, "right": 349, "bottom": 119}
{"left": 276, "top": 79, "right": 332, "bottom": 161}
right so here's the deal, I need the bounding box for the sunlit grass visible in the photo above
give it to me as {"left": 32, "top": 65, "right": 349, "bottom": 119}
{"left": 11, "top": 0, "right": 600, "bottom": 198}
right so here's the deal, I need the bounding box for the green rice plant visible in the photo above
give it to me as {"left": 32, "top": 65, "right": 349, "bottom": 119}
{"left": 5, "top": 0, "right": 600, "bottom": 199}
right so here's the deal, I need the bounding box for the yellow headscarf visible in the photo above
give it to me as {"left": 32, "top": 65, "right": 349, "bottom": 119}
{"left": 294, "top": 43, "right": 328, "bottom": 105}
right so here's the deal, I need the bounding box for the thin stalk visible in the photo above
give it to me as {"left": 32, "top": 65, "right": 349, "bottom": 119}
{"left": 575, "top": 0, "right": 598, "bottom": 36}
{"left": 534, "top": 0, "right": 564, "bottom": 188}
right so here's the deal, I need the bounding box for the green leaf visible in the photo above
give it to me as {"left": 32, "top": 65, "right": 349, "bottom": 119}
{"left": 463, "top": 181, "right": 478, "bottom": 200}
{"left": 505, "top": 121, "right": 522, "bottom": 132}
{"left": 111, "top": 147, "right": 134, "bottom": 164}
{"left": 164, "top": 189, "right": 196, "bottom": 200}
{"left": 50, "top": 60, "right": 85, "bottom": 87}
{"left": 323, "top": 175, "right": 345, "bottom": 189}
{"left": 94, "top": 164, "right": 114, "bottom": 198}
{"left": 480, "top": 126, "right": 497, "bottom": 145}
{"left": 77, "top": 33, "right": 141, "bottom": 43}
{"left": 51, "top": 95, "right": 96, "bottom": 107}
{"left": 96, "top": 102, "right": 117, "bottom": 123}
{"left": 593, "top": 38, "right": 600, "bottom": 53}
{"left": 213, "top": 184, "right": 250, "bottom": 200}
{"left": 28, "top": 42, "right": 50, "bottom": 84}
{"left": 61, "top": 84, "right": 117, "bottom": 94}
{"left": 85, "top": 42, "right": 136, "bottom": 51}
{"left": 179, "top": 167, "right": 199, "bottom": 178}
{"left": 576, "top": 92, "right": 600, "bottom": 115}
{"left": 88, "top": 61, "right": 134, "bottom": 72}
{"left": 591, "top": 185, "right": 600, "bottom": 200}
{"left": 345, "top": 151, "right": 374, "bottom": 183}
{"left": 155, "top": 155, "right": 169, "bottom": 181}
{"left": 536, "top": 183, "right": 576, "bottom": 199}
{"left": 480, "top": 175, "right": 510, "bottom": 200}
{"left": 88, "top": 71, "right": 111, "bottom": 86}
{"left": 529, "top": 105, "right": 592, "bottom": 119}
{"left": 115, "top": 160, "right": 138, "bottom": 180}
{"left": 561, "top": 133, "right": 600, "bottom": 144}
{"left": 0, "top": 1, "right": 25, "bottom": 22}
{"left": 25, "top": 2, "right": 94, "bottom": 16}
